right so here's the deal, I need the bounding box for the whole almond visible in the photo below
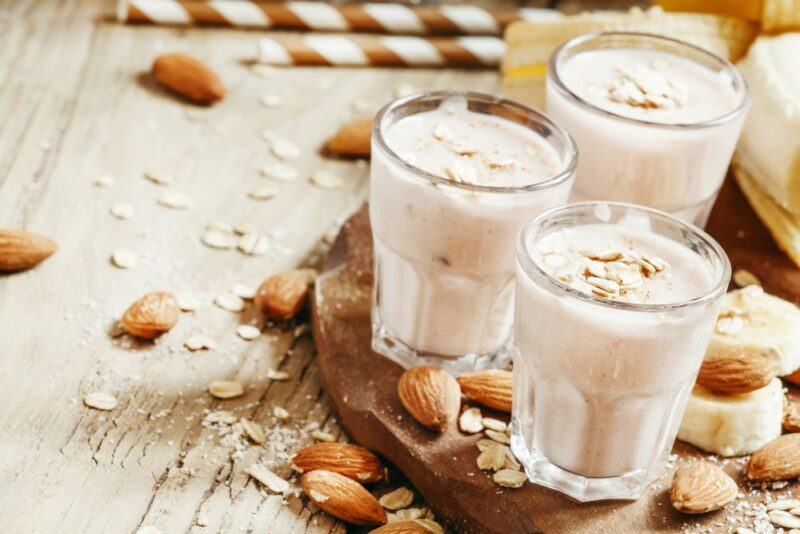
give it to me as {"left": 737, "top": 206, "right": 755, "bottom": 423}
{"left": 328, "top": 117, "right": 372, "bottom": 157}
{"left": 369, "top": 521, "right": 429, "bottom": 533}
{"left": 457, "top": 370, "right": 512, "bottom": 413}
{"left": 301, "top": 470, "right": 386, "bottom": 526}
{"left": 696, "top": 351, "right": 772, "bottom": 394}
{"left": 0, "top": 230, "right": 57, "bottom": 272}
{"left": 293, "top": 443, "right": 384, "bottom": 483}
{"left": 397, "top": 367, "right": 461, "bottom": 432}
{"left": 255, "top": 271, "right": 308, "bottom": 320}
{"left": 121, "top": 291, "right": 180, "bottom": 339}
{"left": 747, "top": 434, "right": 800, "bottom": 481}
{"left": 152, "top": 53, "right": 226, "bottom": 105}
{"left": 670, "top": 461, "right": 737, "bottom": 514}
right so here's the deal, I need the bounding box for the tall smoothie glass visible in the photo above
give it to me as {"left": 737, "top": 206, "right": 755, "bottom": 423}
{"left": 370, "top": 91, "right": 577, "bottom": 374}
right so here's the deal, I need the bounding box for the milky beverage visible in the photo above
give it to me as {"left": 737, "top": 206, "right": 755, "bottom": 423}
{"left": 369, "top": 94, "right": 572, "bottom": 367}
{"left": 512, "top": 206, "right": 726, "bottom": 498}
{"left": 547, "top": 41, "right": 748, "bottom": 225}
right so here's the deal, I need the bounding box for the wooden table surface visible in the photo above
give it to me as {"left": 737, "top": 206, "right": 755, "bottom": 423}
{"left": 0, "top": 1, "right": 504, "bottom": 532}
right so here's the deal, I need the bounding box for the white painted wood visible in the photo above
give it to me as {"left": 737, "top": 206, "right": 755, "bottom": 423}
{"left": 0, "top": 1, "right": 498, "bottom": 532}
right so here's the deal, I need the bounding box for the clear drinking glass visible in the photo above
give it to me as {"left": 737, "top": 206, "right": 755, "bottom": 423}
{"left": 370, "top": 91, "right": 577, "bottom": 374}
{"left": 511, "top": 201, "right": 731, "bottom": 501}
{"left": 546, "top": 32, "right": 750, "bottom": 227}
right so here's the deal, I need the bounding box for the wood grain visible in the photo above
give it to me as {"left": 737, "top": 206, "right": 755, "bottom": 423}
{"left": 0, "top": 1, "right": 497, "bottom": 532}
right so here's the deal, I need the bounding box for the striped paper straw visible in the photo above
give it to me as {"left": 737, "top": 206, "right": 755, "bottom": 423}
{"left": 256, "top": 34, "right": 505, "bottom": 68}
{"left": 118, "top": 0, "right": 561, "bottom": 35}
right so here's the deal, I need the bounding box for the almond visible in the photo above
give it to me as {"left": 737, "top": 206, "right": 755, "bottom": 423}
{"left": 695, "top": 351, "right": 772, "bottom": 394}
{"left": 254, "top": 271, "right": 308, "bottom": 320}
{"left": 397, "top": 366, "right": 460, "bottom": 432}
{"left": 292, "top": 443, "right": 384, "bottom": 483}
{"left": 0, "top": 230, "right": 57, "bottom": 272}
{"left": 151, "top": 53, "right": 225, "bottom": 105}
{"left": 369, "top": 521, "right": 429, "bottom": 533}
{"left": 747, "top": 434, "right": 800, "bottom": 481}
{"left": 456, "top": 370, "right": 512, "bottom": 413}
{"left": 784, "top": 368, "right": 800, "bottom": 386}
{"left": 670, "top": 461, "right": 737, "bottom": 514}
{"left": 301, "top": 470, "right": 386, "bottom": 526}
{"left": 328, "top": 117, "right": 372, "bottom": 158}
{"left": 121, "top": 291, "right": 180, "bottom": 339}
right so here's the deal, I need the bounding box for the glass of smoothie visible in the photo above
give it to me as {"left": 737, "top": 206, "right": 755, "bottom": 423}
{"left": 370, "top": 91, "right": 577, "bottom": 374}
{"left": 511, "top": 201, "right": 730, "bottom": 501}
{"left": 546, "top": 32, "right": 750, "bottom": 227}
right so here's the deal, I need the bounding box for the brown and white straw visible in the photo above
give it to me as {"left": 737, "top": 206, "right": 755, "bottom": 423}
{"left": 256, "top": 34, "right": 505, "bottom": 68}
{"left": 118, "top": 0, "right": 560, "bottom": 35}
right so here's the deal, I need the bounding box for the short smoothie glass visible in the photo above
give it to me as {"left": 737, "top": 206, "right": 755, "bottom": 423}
{"left": 511, "top": 201, "right": 730, "bottom": 501}
{"left": 370, "top": 91, "right": 577, "bottom": 374}
{"left": 546, "top": 32, "right": 750, "bottom": 226}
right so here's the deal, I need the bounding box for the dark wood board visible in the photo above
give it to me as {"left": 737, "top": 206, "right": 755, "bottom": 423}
{"left": 310, "top": 177, "right": 800, "bottom": 533}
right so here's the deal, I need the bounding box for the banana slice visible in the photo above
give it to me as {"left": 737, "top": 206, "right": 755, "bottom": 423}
{"left": 678, "top": 377, "right": 783, "bottom": 457}
{"left": 707, "top": 286, "right": 800, "bottom": 376}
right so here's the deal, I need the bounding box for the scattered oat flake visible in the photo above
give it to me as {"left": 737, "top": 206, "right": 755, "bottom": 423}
{"left": 238, "top": 233, "right": 270, "bottom": 256}
{"left": 175, "top": 292, "right": 200, "bottom": 311}
{"left": 432, "top": 123, "right": 451, "bottom": 140}
{"left": 486, "top": 429, "right": 510, "bottom": 444}
{"left": 144, "top": 170, "right": 174, "bottom": 185}
{"left": 769, "top": 510, "right": 800, "bottom": 529}
{"left": 768, "top": 499, "right": 800, "bottom": 511}
{"left": 110, "top": 202, "right": 135, "bottom": 220}
{"left": 94, "top": 174, "right": 114, "bottom": 187}
{"left": 202, "top": 230, "right": 237, "bottom": 250}
{"left": 185, "top": 334, "right": 216, "bottom": 351}
{"left": 240, "top": 418, "right": 266, "bottom": 444}
{"left": 273, "top": 406, "right": 290, "bottom": 420}
{"left": 231, "top": 283, "right": 256, "bottom": 299}
{"left": 260, "top": 94, "right": 283, "bottom": 107}
{"left": 247, "top": 464, "right": 289, "bottom": 493}
{"left": 111, "top": 250, "right": 137, "bottom": 269}
{"left": 215, "top": 293, "right": 245, "bottom": 312}
{"left": 482, "top": 418, "right": 507, "bottom": 433}
{"left": 493, "top": 469, "right": 526, "bottom": 489}
{"left": 236, "top": 325, "right": 261, "bottom": 340}
{"left": 476, "top": 443, "right": 506, "bottom": 471}
{"left": 271, "top": 139, "right": 300, "bottom": 160}
{"left": 379, "top": 487, "right": 414, "bottom": 510}
{"left": 84, "top": 392, "right": 118, "bottom": 411}
{"left": 207, "top": 220, "right": 232, "bottom": 233}
{"left": 234, "top": 222, "right": 258, "bottom": 235}
{"left": 260, "top": 162, "right": 298, "bottom": 182}
{"left": 158, "top": 192, "right": 191, "bottom": 209}
{"left": 733, "top": 268, "right": 761, "bottom": 288}
{"left": 311, "top": 430, "right": 335, "bottom": 442}
{"left": 459, "top": 407, "right": 484, "bottom": 434}
{"left": 310, "top": 170, "right": 344, "bottom": 190}
{"left": 248, "top": 183, "right": 280, "bottom": 200}
{"left": 414, "top": 519, "right": 444, "bottom": 534}
{"left": 208, "top": 380, "right": 244, "bottom": 399}
{"left": 251, "top": 64, "right": 278, "bottom": 77}
{"left": 267, "top": 369, "right": 290, "bottom": 381}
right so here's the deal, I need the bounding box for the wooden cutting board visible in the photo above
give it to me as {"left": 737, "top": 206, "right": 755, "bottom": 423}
{"left": 310, "top": 177, "right": 800, "bottom": 533}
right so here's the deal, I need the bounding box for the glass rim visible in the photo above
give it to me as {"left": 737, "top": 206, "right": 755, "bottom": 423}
{"left": 516, "top": 201, "right": 732, "bottom": 313}
{"left": 372, "top": 90, "right": 578, "bottom": 194}
{"left": 547, "top": 31, "right": 751, "bottom": 130}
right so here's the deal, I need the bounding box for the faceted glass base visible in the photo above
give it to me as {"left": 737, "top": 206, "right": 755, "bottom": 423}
{"left": 509, "top": 427, "right": 667, "bottom": 502}
{"left": 371, "top": 317, "right": 512, "bottom": 375}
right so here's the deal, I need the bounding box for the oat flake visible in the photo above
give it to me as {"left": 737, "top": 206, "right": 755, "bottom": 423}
{"left": 110, "top": 202, "right": 135, "bottom": 220}
{"left": 111, "top": 250, "right": 137, "bottom": 269}
{"left": 260, "top": 162, "right": 298, "bottom": 182}
{"left": 379, "top": 487, "right": 414, "bottom": 510}
{"left": 267, "top": 369, "right": 289, "bottom": 381}
{"left": 185, "top": 335, "right": 216, "bottom": 351}
{"left": 240, "top": 418, "right": 266, "bottom": 444}
{"left": 247, "top": 464, "right": 289, "bottom": 493}
{"left": 248, "top": 183, "right": 279, "bottom": 200}
{"left": 93, "top": 174, "right": 114, "bottom": 187}
{"left": 84, "top": 392, "right": 118, "bottom": 411}
{"left": 236, "top": 325, "right": 261, "bottom": 340}
{"left": 493, "top": 469, "right": 526, "bottom": 489}
{"left": 271, "top": 139, "right": 300, "bottom": 160}
{"left": 458, "top": 407, "right": 484, "bottom": 434}
{"left": 208, "top": 380, "right": 244, "bottom": 399}
{"left": 158, "top": 192, "right": 191, "bottom": 209}
{"left": 231, "top": 283, "right": 256, "bottom": 299}
{"left": 215, "top": 293, "right": 245, "bottom": 312}
{"left": 202, "top": 230, "right": 236, "bottom": 250}
{"left": 238, "top": 233, "right": 270, "bottom": 256}
{"left": 310, "top": 170, "right": 344, "bottom": 190}
{"left": 144, "top": 170, "right": 174, "bottom": 186}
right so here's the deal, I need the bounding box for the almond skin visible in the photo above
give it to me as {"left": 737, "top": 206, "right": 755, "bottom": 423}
{"left": 121, "top": 291, "right": 180, "bottom": 339}
{"left": 670, "top": 461, "right": 737, "bottom": 514}
{"left": 254, "top": 271, "right": 309, "bottom": 320}
{"left": 747, "top": 433, "right": 800, "bottom": 481}
{"left": 784, "top": 368, "right": 800, "bottom": 386}
{"left": 0, "top": 230, "right": 57, "bottom": 272}
{"left": 301, "top": 470, "right": 386, "bottom": 526}
{"left": 784, "top": 399, "right": 800, "bottom": 433}
{"left": 696, "top": 351, "right": 772, "bottom": 394}
{"left": 293, "top": 443, "right": 384, "bottom": 483}
{"left": 328, "top": 117, "right": 371, "bottom": 157}
{"left": 151, "top": 53, "right": 225, "bottom": 105}
{"left": 369, "top": 521, "right": 429, "bottom": 533}
{"left": 456, "top": 370, "right": 512, "bottom": 413}
{"left": 397, "top": 367, "right": 461, "bottom": 432}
